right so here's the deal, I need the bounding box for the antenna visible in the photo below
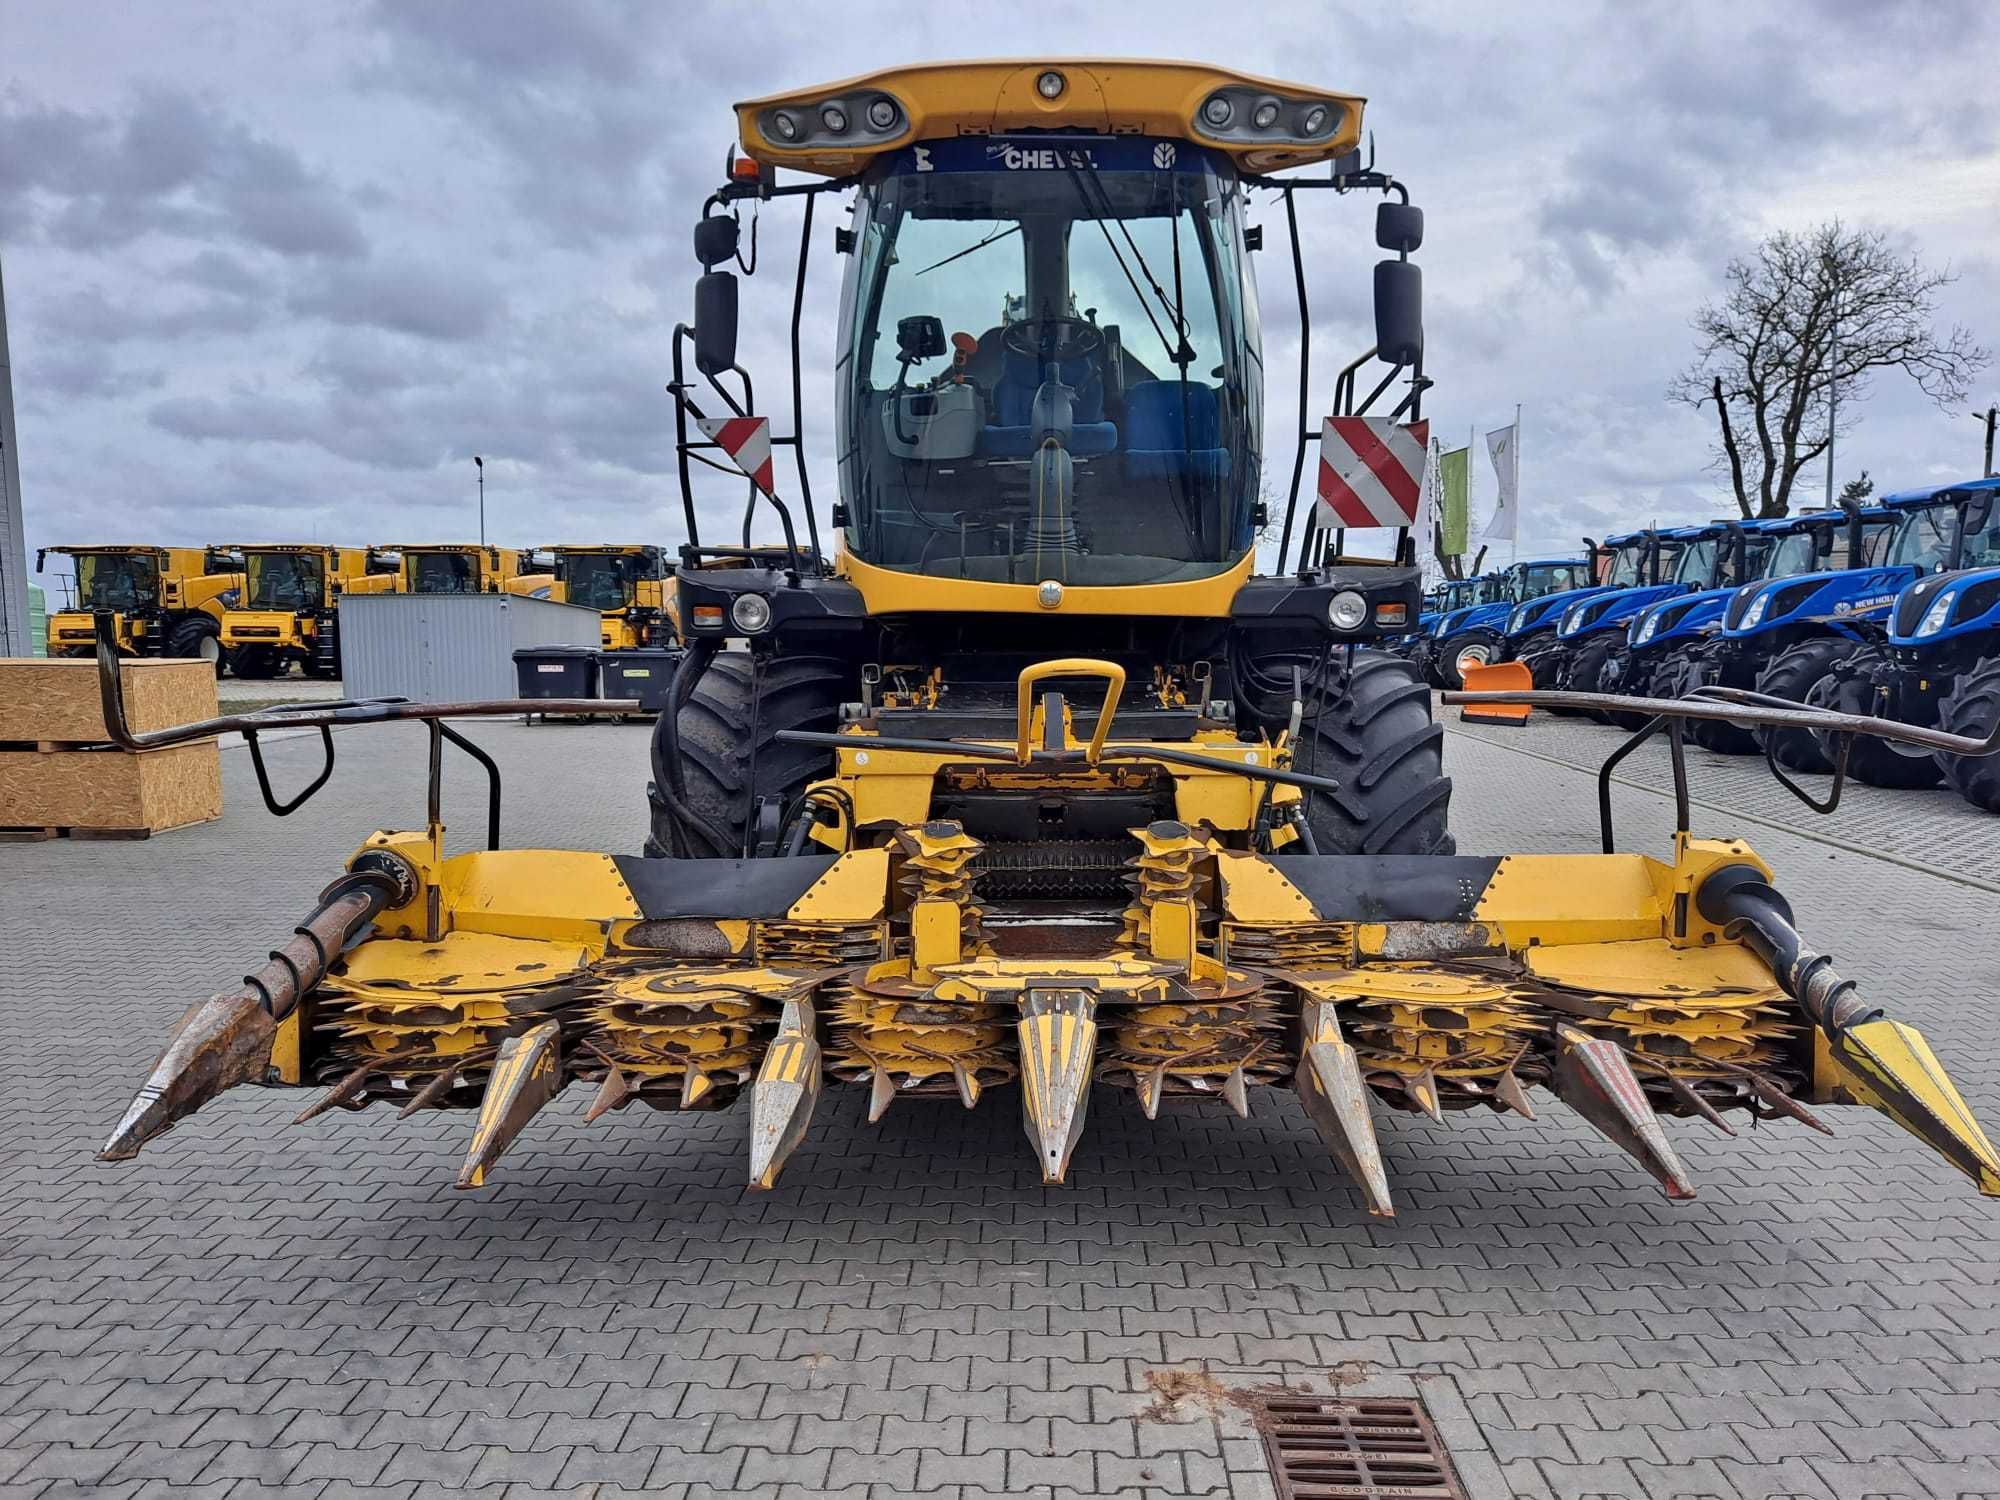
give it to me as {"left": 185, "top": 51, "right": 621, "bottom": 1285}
{"left": 474, "top": 456, "right": 485, "bottom": 545}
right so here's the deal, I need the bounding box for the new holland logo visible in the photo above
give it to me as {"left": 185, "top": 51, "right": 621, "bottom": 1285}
{"left": 1153, "top": 142, "right": 1177, "bottom": 169}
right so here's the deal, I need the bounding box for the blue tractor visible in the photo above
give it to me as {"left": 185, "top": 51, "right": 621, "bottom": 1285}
{"left": 1395, "top": 575, "right": 1481, "bottom": 680}
{"left": 1808, "top": 478, "right": 2000, "bottom": 799}
{"left": 1553, "top": 522, "right": 1740, "bottom": 720}
{"left": 1629, "top": 505, "right": 1899, "bottom": 753}
{"left": 1427, "top": 557, "right": 1595, "bottom": 690}
{"left": 1415, "top": 572, "right": 1506, "bottom": 687}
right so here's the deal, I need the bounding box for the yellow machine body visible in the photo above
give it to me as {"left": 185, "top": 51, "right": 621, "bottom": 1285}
{"left": 95, "top": 59, "right": 2000, "bottom": 1219}
{"left": 544, "top": 544, "right": 675, "bottom": 650}
{"left": 388, "top": 544, "right": 555, "bottom": 599}
{"left": 42, "top": 544, "right": 243, "bottom": 658}
{"left": 220, "top": 545, "right": 398, "bottom": 662}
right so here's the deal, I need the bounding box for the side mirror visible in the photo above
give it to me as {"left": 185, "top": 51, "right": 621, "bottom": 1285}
{"left": 693, "top": 214, "right": 738, "bottom": 270}
{"left": 694, "top": 270, "right": 739, "bottom": 375}
{"left": 35, "top": 548, "right": 48, "bottom": 570}
{"left": 1376, "top": 202, "right": 1423, "bottom": 254}
{"left": 1373, "top": 260, "right": 1422, "bottom": 367}
{"left": 897, "top": 314, "right": 945, "bottom": 362}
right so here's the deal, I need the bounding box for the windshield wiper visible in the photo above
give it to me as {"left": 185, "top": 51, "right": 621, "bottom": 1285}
{"left": 1060, "top": 156, "right": 1193, "bottom": 369}
{"left": 915, "top": 222, "right": 1021, "bottom": 277}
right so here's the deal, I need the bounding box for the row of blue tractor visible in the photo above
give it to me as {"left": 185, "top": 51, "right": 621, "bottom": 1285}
{"left": 1410, "top": 477, "right": 2000, "bottom": 813}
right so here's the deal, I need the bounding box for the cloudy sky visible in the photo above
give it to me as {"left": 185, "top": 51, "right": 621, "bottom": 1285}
{"left": 7, "top": 1, "right": 1998, "bottom": 588}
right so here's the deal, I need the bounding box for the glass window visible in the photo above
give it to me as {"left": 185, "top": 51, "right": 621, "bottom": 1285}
{"left": 407, "top": 553, "right": 480, "bottom": 594}
{"left": 1763, "top": 530, "right": 1824, "bottom": 579}
{"left": 1890, "top": 506, "right": 1958, "bottom": 572}
{"left": 1673, "top": 538, "right": 1719, "bottom": 586}
{"left": 1604, "top": 542, "right": 1649, "bottom": 587}
{"left": 834, "top": 139, "right": 1259, "bottom": 586}
{"left": 1959, "top": 493, "right": 2000, "bottom": 567}
{"left": 561, "top": 553, "right": 640, "bottom": 611}
{"left": 76, "top": 553, "right": 160, "bottom": 611}
{"left": 245, "top": 552, "right": 325, "bottom": 609}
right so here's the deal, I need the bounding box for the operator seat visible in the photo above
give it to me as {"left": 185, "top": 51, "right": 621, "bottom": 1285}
{"left": 1124, "top": 379, "right": 1229, "bottom": 497}
{"left": 978, "top": 344, "right": 1118, "bottom": 458}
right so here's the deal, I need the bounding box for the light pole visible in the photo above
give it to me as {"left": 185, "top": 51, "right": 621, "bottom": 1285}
{"left": 1975, "top": 406, "right": 1997, "bottom": 479}
{"left": 1823, "top": 287, "right": 1840, "bottom": 509}
{"left": 473, "top": 456, "right": 485, "bottom": 544}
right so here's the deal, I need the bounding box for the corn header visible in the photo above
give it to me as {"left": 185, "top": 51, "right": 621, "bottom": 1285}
{"left": 97, "top": 59, "right": 1999, "bottom": 1214}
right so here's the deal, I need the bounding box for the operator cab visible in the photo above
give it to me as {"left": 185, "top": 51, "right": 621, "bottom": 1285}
{"left": 838, "top": 136, "right": 1260, "bottom": 585}
{"left": 1887, "top": 481, "right": 2000, "bottom": 574}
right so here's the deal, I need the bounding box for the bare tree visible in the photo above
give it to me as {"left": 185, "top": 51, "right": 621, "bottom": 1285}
{"left": 1670, "top": 223, "right": 1987, "bottom": 517}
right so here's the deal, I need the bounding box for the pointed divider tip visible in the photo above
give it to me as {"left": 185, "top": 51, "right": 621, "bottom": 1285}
{"left": 99, "top": 993, "right": 276, "bottom": 1163}
{"left": 1297, "top": 1037, "right": 1395, "bottom": 1218}
{"left": 1018, "top": 989, "right": 1099, "bottom": 1185}
{"left": 1550, "top": 1028, "right": 1695, "bottom": 1202}
{"left": 747, "top": 999, "right": 822, "bottom": 1190}
{"left": 584, "top": 1064, "right": 633, "bottom": 1124}
{"left": 1831, "top": 1019, "right": 2000, "bottom": 1197}
{"left": 455, "top": 1020, "right": 563, "bottom": 1190}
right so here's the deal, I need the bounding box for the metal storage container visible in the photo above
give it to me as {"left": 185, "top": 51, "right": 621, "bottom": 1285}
{"left": 339, "top": 594, "right": 600, "bottom": 703}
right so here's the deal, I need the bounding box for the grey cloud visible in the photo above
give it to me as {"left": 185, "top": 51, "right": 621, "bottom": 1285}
{"left": 0, "top": 86, "right": 368, "bottom": 259}
{"left": 287, "top": 258, "right": 501, "bottom": 341}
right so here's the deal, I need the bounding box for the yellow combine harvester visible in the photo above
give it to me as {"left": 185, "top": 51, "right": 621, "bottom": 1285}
{"left": 39, "top": 544, "right": 242, "bottom": 671}
{"left": 389, "top": 543, "right": 553, "bottom": 598}
{"left": 545, "top": 543, "right": 675, "bottom": 649}
{"left": 220, "top": 544, "right": 399, "bottom": 679}
{"left": 99, "top": 60, "right": 1998, "bottom": 1213}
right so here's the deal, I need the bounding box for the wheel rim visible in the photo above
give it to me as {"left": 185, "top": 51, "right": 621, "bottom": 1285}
{"left": 1455, "top": 644, "right": 1492, "bottom": 672}
{"left": 198, "top": 635, "right": 220, "bottom": 664}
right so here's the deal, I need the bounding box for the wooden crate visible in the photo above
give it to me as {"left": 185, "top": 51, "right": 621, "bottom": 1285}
{"left": 0, "top": 742, "right": 222, "bottom": 836}
{"left": 0, "top": 657, "right": 219, "bottom": 744}
{"left": 0, "top": 658, "right": 223, "bottom": 836}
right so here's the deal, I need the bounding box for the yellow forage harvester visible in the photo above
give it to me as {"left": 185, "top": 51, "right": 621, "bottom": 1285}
{"left": 98, "top": 59, "right": 2000, "bottom": 1215}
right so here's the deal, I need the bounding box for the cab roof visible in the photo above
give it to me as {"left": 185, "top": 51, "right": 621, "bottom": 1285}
{"left": 736, "top": 59, "right": 1364, "bottom": 178}
{"left": 1881, "top": 476, "right": 2000, "bottom": 508}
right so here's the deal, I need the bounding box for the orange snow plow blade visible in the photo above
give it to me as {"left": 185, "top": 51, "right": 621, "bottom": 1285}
{"left": 1458, "top": 660, "right": 1533, "bottom": 724}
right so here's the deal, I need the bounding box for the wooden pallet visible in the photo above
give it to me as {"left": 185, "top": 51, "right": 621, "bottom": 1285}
{"left": 0, "top": 824, "right": 157, "bottom": 842}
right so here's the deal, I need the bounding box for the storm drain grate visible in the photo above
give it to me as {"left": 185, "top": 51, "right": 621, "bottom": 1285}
{"left": 1255, "top": 1394, "right": 1467, "bottom": 1500}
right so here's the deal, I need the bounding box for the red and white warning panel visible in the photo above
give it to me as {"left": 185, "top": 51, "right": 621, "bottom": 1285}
{"left": 1316, "top": 417, "right": 1429, "bottom": 529}
{"left": 695, "top": 415, "right": 776, "bottom": 498}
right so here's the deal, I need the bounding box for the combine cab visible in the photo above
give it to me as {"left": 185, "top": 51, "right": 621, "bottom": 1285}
{"left": 390, "top": 544, "right": 554, "bottom": 598}
{"left": 546, "top": 544, "right": 675, "bottom": 650}
{"left": 97, "top": 59, "right": 2000, "bottom": 1212}
{"left": 221, "top": 544, "right": 399, "bottom": 679}
{"left": 38, "top": 544, "right": 242, "bottom": 673}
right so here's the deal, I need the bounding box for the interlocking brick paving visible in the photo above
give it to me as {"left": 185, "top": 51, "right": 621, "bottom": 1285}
{"left": 3, "top": 716, "right": 1995, "bottom": 1499}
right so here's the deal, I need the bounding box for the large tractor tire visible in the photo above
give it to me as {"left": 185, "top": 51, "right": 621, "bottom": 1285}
{"left": 1752, "top": 637, "right": 1858, "bottom": 773}
{"left": 644, "top": 652, "right": 847, "bottom": 859}
{"left": 1563, "top": 633, "right": 1624, "bottom": 724}
{"left": 166, "top": 615, "right": 226, "bottom": 677}
{"left": 1807, "top": 648, "right": 1943, "bottom": 789}
{"left": 1937, "top": 656, "right": 2000, "bottom": 812}
{"left": 1288, "top": 650, "right": 1455, "bottom": 856}
{"left": 1519, "top": 636, "right": 1581, "bottom": 715}
{"left": 1435, "top": 627, "right": 1502, "bottom": 691}
{"left": 1651, "top": 645, "right": 1755, "bottom": 753}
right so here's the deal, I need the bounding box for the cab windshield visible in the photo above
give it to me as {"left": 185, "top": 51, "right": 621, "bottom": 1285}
{"left": 407, "top": 553, "right": 481, "bottom": 594}
{"left": 76, "top": 553, "right": 160, "bottom": 611}
{"left": 1957, "top": 493, "right": 2000, "bottom": 567}
{"left": 836, "top": 137, "right": 1260, "bottom": 585}
{"left": 1604, "top": 541, "right": 1652, "bottom": 587}
{"left": 561, "top": 553, "right": 641, "bottom": 611}
{"left": 1512, "top": 562, "right": 1590, "bottom": 600}
{"left": 1763, "top": 529, "right": 1827, "bottom": 579}
{"left": 245, "top": 552, "right": 324, "bottom": 609}
{"left": 1890, "top": 505, "right": 1961, "bottom": 573}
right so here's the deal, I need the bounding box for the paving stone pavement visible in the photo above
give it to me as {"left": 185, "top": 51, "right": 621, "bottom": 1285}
{"left": 2, "top": 716, "right": 1997, "bottom": 1500}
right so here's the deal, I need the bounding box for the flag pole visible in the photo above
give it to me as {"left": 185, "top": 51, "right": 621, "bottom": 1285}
{"left": 1510, "top": 402, "right": 1521, "bottom": 567}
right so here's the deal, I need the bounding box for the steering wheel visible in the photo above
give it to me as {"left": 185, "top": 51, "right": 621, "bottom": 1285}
{"left": 1002, "top": 315, "right": 1103, "bottom": 366}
